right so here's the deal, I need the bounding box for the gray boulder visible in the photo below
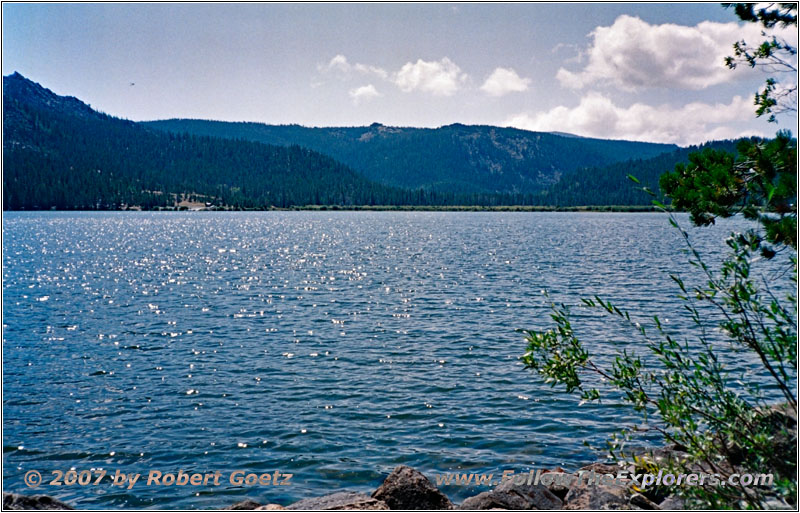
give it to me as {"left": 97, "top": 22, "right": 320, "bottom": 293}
{"left": 578, "top": 462, "right": 623, "bottom": 475}
{"left": 372, "top": 465, "right": 453, "bottom": 510}
{"left": 494, "top": 476, "right": 563, "bottom": 509}
{"left": 458, "top": 475, "right": 563, "bottom": 510}
{"left": 657, "top": 496, "right": 685, "bottom": 510}
{"left": 287, "top": 491, "right": 388, "bottom": 510}
{"left": 459, "top": 491, "right": 530, "bottom": 510}
{"left": 532, "top": 468, "right": 575, "bottom": 500}
{"left": 563, "top": 480, "right": 631, "bottom": 510}
{"left": 225, "top": 499, "right": 263, "bottom": 510}
{"left": 3, "top": 492, "right": 73, "bottom": 510}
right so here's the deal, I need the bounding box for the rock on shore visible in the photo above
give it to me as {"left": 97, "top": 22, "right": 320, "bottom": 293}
{"left": 11, "top": 433, "right": 797, "bottom": 512}
{"left": 0, "top": 464, "right": 657, "bottom": 511}
{"left": 5, "top": 404, "right": 795, "bottom": 510}
{"left": 3, "top": 492, "right": 73, "bottom": 510}
{"left": 215, "top": 462, "right": 663, "bottom": 510}
{"left": 465, "top": 475, "right": 562, "bottom": 509}
{"left": 285, "top": 491, "right": 388, "bottom": 510}
{"left": 371, "top": 465, "right": 454, "bottom": 510}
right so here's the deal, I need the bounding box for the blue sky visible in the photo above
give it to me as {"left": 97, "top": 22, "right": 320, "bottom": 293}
{"left": 3, "top": 3, "right": 797, "bottom": 145}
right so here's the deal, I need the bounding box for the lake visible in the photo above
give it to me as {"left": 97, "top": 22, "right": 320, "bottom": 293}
{"left": 2, "top": 211, "right": 791, "bottom": 508}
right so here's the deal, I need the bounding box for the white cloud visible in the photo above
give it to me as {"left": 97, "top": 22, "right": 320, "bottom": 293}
{"left": 393, "top": 57, "right": 467, "bottom": 96}
{"left": 349, "top": 84, "right": 381, "bottom": 104}
{"left": 320, "top": 54, "right": 473, "bottom": 97}
{"left": 557, "top": 15, "right": 795, "bottom": 91}
{"left": 354, "top": 63, "right": 388, "bottom": 80}
{"left": 320, "top": 55, "right": 388, "bottom": 79}
{"left": 480, "top": 67, "right": 531, "bottom": 97}
{"left": 503, "top": 92, "right": 761, "bottom": 145}
{"left": 320, "top": 54, "right": 351, "bottom": 73}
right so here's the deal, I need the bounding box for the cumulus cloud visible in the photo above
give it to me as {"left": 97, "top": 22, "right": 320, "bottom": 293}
{"left": 557, "top": 15, "right": 795, "bottom": 90}
{"left": 354, "top": 63, "right": 389, "bottom": 80}
{"left": 503, "top": 92, "right": 761, "bottom": 145}
{"left": 320, "top": 54, "right": 471, "bottom": 97}
{"left": 393, "top": 57, "right": 467, "bottom": 96}
{"left": 319, "top": 54, "right": 388, "bottom": 79}
{"left": 349, "top": 84, "right": 381, "bottom": 104}
{"left": 480, "top": 67, "right": 531, "bottom": 97}
{"left": 320, "top": 54, "right": 351, "bottom": 73}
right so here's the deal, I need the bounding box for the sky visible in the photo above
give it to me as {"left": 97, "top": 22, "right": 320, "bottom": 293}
{"left": 2, "top": 3, "right": 797, "bottom": 145}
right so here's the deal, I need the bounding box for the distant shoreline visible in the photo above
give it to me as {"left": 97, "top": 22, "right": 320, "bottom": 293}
{"left": 4, "top": 205, "right": 670, "bottom": 213}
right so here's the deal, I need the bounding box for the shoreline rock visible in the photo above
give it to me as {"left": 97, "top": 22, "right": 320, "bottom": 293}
{"left": 6, "top": 414, "right": 796, "bottom": 512}
{"left": 371, "top": 465, "right": 454, "bottom": 510}
{"left": 285, "top": 491, "right": 388, "bottom": 510}
{"left": 3, "top": 492, "right": 74, "bottom": 510}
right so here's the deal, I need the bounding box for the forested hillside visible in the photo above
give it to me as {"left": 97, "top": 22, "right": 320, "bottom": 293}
{"left": 2, "top": 73, "right": 417, "bottom": 209}
{"left": 3, "top": 72, "right": 753, "bottom": 210}
{"left": 537, "top": 140, "right": 742, "bottom": 206}
{"left": 144, "top": 119, "right": 677, "bottom": 194}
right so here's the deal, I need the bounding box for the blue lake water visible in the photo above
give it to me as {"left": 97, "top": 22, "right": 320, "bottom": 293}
{"left": 2, "top": 211, "right": 792, "bottom": 508}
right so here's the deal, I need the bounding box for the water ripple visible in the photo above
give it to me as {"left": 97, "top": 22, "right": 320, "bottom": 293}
{"left": 2, "top": 211, "right": 792, "bottom": 508}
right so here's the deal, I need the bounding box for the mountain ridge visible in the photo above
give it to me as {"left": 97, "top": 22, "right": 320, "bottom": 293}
{"left": 3, "top": 72, "right": 747, "bottom": 210}
{"left": 3, "top": 72, "right": 424, "bottom": 210}
{"left": 144, "top": 118, "right": 678, "bottom": 194}
{"left": 3, "top": 71, "right": 108, "bottom": 123}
